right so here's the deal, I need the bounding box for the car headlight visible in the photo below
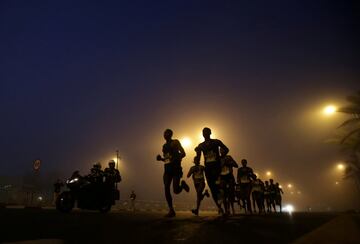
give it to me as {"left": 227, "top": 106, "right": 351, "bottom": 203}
{"left": 69, "top": 178, "right": 79, "bottom": 184}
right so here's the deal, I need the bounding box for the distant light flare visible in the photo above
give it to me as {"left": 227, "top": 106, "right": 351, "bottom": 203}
{"left": 266, "top": 171, "right": 272, "bottom": 177}
{"left": 323, "top": 105, "right": 337, "bottom": 116}
{"left": 283, "top": 204, "right": 295, "bottom": 214}
{"left": 337, "top": 163, "right": 345, "bottom": 171}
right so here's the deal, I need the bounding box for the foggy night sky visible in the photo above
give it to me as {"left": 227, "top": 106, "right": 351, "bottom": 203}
{"left": 0, "top": 1, "right": 359, "bottom": 209}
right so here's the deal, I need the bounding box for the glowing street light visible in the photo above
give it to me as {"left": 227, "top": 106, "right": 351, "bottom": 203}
{"left": 337, "top": 163, "right": 345, "bottom": 171}
{"left": 266, "top": 171, "right": 272, "bottom": 177}
{"left": 180, "top": 137, "right": 192, "bottom": 149}
{"left": 323, "top": 105, "right": 337, "bottom": 116}
{"left": 335, "top": 181, "right": 339, "bottom": 185}
{"left": 287, "top": 184, "right": 293, "bottom": 188}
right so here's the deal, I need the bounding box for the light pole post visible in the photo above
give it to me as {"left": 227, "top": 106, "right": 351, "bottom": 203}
{"left": 115, "top": 150, "right": 120, "bottom": 189}
{"left": 116, "top": 150, "right": 119, "bottom": 170}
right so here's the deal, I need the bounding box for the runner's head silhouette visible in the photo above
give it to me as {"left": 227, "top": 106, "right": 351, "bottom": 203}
{"left": 109, "top": 160, "right": 115, "bottom": 168}
{"left": 269, "top": 179, "right": 274, "bottom": 184}
{"left": 93, "top": 162, "right": 102, "bottom": 169}
{"left": 202, "top": 127, "right": 211, "bottom": 140}
{"left": 193, "top": 157, "right": 200, "bottom": 165}
{"left": 241, "top": 159, "right": 247, "bottom": 167}
{"left": 164, "top": 129, "right": 173, "bottom": 141}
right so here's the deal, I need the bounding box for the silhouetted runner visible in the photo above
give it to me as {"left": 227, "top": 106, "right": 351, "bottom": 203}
{"left": 237, "top": 159, "right": 255, "bottom": 213}
{"left": 219, "top": 150, "right": 238, "bottom": 215}
{"left": 275, "top": 182, "right": 284, "bottom": 213}
{"left": 264, "top": 180, "right": 271, "bottom": 212}
{"left": 156, "top": 129, "right": 190, "bottom": 217}
{"left": 195, "top": 127, "right": 229, "bottom": 214}
{"left": 251, "top": 175, "right": 265, "bottom": 213}
{"left": 269, "top": 179, "right": 277, "bottom": 212}
{"left": 187, "top": 157, "right": 210, "bottom": 216}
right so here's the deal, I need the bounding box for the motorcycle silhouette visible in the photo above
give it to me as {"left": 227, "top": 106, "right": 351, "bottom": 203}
{"left": 56, "top": 173, "right": 118, "bottom": 213}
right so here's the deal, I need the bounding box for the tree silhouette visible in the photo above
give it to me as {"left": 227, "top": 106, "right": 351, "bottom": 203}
{"left": 338, "top": 91, "right": 360, "bottom": 146}
{"left": 337, "top": 91, "right": 360, "bottom": 199}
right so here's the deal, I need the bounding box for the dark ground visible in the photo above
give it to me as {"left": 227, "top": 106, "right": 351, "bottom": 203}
{"left": 0, "top": 208, "right": 338, "bottom": 244}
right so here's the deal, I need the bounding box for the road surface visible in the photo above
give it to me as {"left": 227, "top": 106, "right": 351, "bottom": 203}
{"left": 0, "top": 208, "right": 356, "bottom": 243}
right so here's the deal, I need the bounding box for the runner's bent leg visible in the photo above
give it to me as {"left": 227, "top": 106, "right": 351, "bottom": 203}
{"left": 196, "top": 181, "right": 205, "bottom": 211}
{"left": 173, "top": 175, "right": 183, "bottom": 194}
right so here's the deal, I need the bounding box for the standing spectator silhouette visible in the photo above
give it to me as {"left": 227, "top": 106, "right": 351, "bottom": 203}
{"left": 130, "top": 190, "right": 136, "bottom": 212}
{"left": 53, "top": 179, "right": 63, "bottom": 205}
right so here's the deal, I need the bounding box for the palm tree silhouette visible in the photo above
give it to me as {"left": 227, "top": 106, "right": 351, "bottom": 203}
{"left": 337, "top": 91, "right": 360, "bottom": 199}
{"left": 338, "top": 91, "right": 360, "bottom": 146}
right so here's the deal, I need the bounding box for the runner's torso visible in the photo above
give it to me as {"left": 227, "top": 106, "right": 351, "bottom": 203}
{"left": 191, "top": 165, "right": 205, "bottom": 182}
{"left": 238, "top": 166, "right": 253, "bottom": 184}
{"left": 252, "top": 179, "right": 263, "bottom": 192}
{"left": 264, "top": 185, "right": 270, "bottom": 196}
{"left": 220, "top": 155, "right": 235, "bottom": 176}
{"left": 269, "top": 184, "right": 276, "bottom": 195}
{"left": 197, "top": 139, "right": 222, "bottom": 164}
{"left": 162, "top": 140, "right": 182, "bottom": 167}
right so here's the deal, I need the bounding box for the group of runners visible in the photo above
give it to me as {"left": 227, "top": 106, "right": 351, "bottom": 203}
{"left": 157, "top": 127, "right": 284, "bottom": 217}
